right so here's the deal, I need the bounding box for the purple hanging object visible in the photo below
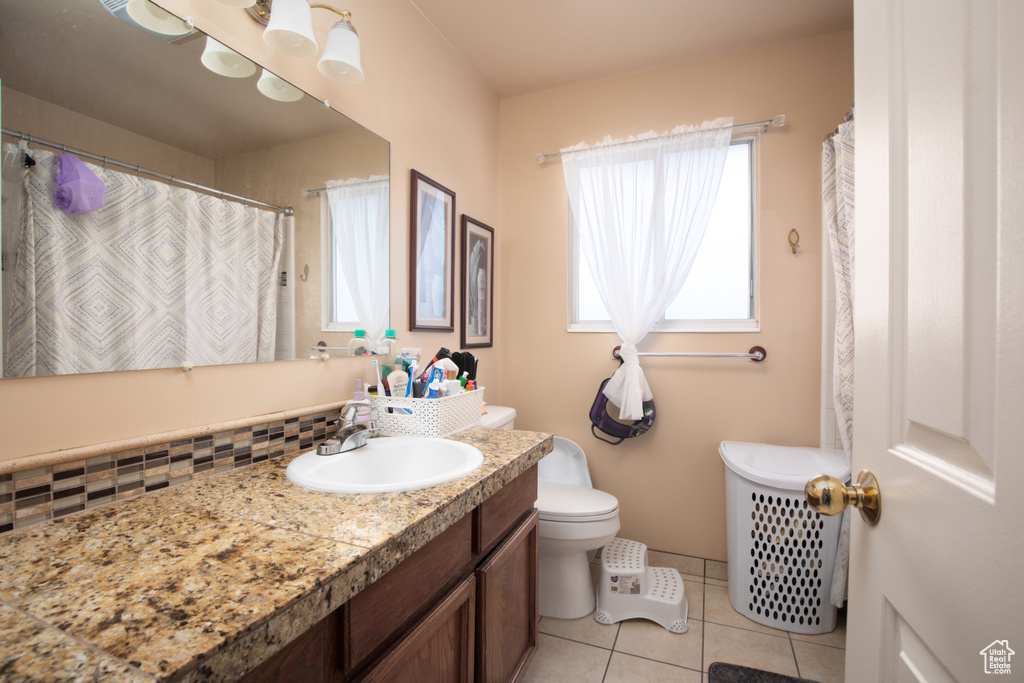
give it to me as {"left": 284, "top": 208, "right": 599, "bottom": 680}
{"left": 54, "top": 154, "right": 105, "bottom": 214}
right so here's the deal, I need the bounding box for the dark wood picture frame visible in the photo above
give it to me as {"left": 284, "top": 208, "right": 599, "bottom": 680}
{"left": 409, "top": 170, "right": 456, "bottom": 331}
{"left": 460, "top": 215, "right": 494, "bottom": 348}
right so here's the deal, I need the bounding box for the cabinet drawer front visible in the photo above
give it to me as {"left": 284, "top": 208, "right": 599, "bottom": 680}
{"left": 360, "top": 574, "right": 476, "bottom": 683}
{"left": 473, "top": 465, "right": 537, "bottom": 556}
{"left": 346, "top": 514, "right": 473, "bottom": 672}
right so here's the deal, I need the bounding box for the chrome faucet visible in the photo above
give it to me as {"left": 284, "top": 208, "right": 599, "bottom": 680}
{"left": 316, "top": 400, "right": 380, "bottom": 455}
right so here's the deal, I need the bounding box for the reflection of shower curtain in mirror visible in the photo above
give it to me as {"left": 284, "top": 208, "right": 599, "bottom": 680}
{"left": 4, "top": 149, "right": 285, "bottom": 376}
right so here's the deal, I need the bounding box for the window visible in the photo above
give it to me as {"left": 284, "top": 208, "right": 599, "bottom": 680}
{"left": 319, "top": 188, "right": 391, "bottom": 334}
{"left": 569, "top": 137, "right": 756, "bottom": 332}
{"left": 321, "top": 195, "right": 360, "bottom": 331}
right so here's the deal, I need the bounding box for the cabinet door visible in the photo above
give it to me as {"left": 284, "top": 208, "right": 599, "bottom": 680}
{"left": 360, "top": 575, "right": 476, "bottom": 683}
{"left": 239, "top": 610, "right": 341, "bottom": 683}
{"left": 475, "top": 510, "right": 539, "bottom": 683}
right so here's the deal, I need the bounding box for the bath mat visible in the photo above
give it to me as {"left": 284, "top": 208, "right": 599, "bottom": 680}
{"left": 707, "top": 662, "right": 819, "bottom": 683}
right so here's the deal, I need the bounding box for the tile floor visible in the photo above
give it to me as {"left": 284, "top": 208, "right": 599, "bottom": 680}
{"left": 523, "top": 550, "right": 846, "bottom": 683}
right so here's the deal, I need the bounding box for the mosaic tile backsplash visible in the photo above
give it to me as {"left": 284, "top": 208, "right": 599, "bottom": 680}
{"left": 0, "top": 408, "right": 340, "bottom": 536}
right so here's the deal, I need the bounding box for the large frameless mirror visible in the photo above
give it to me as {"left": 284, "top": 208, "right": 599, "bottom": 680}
{"left": 0, "top": 0, "right": 389, "bottom": 377}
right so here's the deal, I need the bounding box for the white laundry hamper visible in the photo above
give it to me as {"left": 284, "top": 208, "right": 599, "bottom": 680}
{"left": 719, "top": 441, "right": 850, "bottom": 635}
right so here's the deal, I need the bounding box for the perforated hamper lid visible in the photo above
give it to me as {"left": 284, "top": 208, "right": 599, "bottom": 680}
{"left": 719, "top": 441, "right": 850, "bottom": 489}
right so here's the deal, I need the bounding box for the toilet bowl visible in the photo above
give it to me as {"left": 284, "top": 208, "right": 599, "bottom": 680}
{"left": 478, "top": 409, "right": 620, "bottom": 620}
{"left": 536, "top": 473, "right": 620, "bottom": 619}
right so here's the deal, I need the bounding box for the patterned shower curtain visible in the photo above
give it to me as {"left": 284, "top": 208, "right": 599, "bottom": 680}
{"left": 4, "top": 148, "right": 285, "bottom": 376}
{"left": 822, "top": 116, "right": 854, "bottom": 608}
{"left": 822, "top": 120, "right": 855, "bottom": 458}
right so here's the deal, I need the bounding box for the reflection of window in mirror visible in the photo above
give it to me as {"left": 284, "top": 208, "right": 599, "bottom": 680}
{"left": 320, "top": 176, "right": 391, "bottom": 339}
{"left": 322, "top": 194, "right": 361, "bottom": 331}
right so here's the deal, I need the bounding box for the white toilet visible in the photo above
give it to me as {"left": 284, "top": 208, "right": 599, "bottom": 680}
{"left": 480, "top": 406, "right": 620, "bottom": 620}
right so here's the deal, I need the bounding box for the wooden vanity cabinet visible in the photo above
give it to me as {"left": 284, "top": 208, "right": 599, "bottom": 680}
{"left": 474, "top": 509, "right": 538, "bottom": 683}
{"left": 240, "top": 464, "right": 539, "bottom": 683}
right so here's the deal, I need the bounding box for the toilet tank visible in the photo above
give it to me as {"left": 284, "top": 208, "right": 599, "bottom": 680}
{"left": 538, "top": 437, "right": 593, "bottom": 489}
{"left": 479, "top": 405, "right": 516, "bottom": 429}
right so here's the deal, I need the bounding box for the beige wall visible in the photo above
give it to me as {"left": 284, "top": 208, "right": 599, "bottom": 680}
{"left": 499, "top": 31, "right": 853, "bottom": 560}
{"left": 3, "top": 89, "right": 215, "bottom": 184}
{"left": 0, "top": 0, "right": 501, "bottom": 462}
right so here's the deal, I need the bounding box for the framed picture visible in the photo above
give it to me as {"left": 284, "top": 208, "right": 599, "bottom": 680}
{"left": 409, "top": 170, "right": 456, "bottom": 331}
{"left": 460, "top": 215, "right": 494, "bottom": 348}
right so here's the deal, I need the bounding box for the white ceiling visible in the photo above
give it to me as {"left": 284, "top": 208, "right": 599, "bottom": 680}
{"left": 409, "top": 0, "right": 854, "bottom": 99}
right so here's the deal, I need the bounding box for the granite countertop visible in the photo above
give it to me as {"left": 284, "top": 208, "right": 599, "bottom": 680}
{"left": 0, "top": 427, "right": 552, "bottom": 682}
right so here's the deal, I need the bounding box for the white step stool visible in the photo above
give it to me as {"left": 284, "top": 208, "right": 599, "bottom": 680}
{"left": 595, "top": 538, "right": 688, "bottom": 633}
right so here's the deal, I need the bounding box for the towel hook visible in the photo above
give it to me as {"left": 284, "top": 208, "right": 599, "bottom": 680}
{"left": 788, "top": 229, "right": 800, "bottom": 254}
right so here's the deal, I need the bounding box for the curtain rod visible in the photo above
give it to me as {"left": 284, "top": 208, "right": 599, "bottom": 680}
{"left": 824, "top": 107, "right": 855, "bottom": 141}
{"left": 2, "top": 127, "right": 293, "bottom": 216}
{"left": 612, "top": 345, "right": 767, "bottom": 362}
{"left": 536, "top": 115, "right": 787, "bottom": 164}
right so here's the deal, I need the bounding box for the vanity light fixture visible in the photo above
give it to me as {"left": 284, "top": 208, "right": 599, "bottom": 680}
{"left": 201, "top": 37, "right": 258, "bottom": 78}
{"left": 211, "top": 0, "right": 364, "bottom": 84}
{"left": 257, "top": 68, "right": 305, "bottom": 102}
{"left": 124, "top": 0, "right": 193, "bottom": 35}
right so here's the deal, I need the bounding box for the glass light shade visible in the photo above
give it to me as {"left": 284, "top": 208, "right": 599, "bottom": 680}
{"left": 317, "top": 20, "right": 363, "bottom": 83}
{"left": 257, "top": 69, "right": 304, "bottom": 102}
{"left": 126, "top": 0, "right": 192, "bottom": 35}
{"left": 201, "top": 37, "right": 257, "bottom": 78}
{"left": 208, "top": 0, "right": 257, "bottom": 6}
{"left": 263, "top": 0, "right": 318, "bottom": 57}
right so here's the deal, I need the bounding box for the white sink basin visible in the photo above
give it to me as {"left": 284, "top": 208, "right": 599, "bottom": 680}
{"left": 285, "top": 437, "right": 484, "bottom": 493}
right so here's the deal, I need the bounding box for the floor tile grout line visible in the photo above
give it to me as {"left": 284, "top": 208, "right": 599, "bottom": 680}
{"left": 538, "top": 631, "right": 614, "bottom": 652}
{"left": 700, "top": 581, "right": 706, "bottom": 674}
{"left": 600, "top": 621, "right": 620, "bottom": 682}
{"left": 605, "top": 649, "right": 704, "bottom": 678}
{"left": 789, "top": 631, "right": 802, "bottom": 679}
{"left": 790, "top": 638, "right": 847, "bottom": 651}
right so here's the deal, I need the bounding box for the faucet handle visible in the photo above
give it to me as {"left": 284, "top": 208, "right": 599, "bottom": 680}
{"left": 340, "top": 399, "right": 376, "bottom": 424}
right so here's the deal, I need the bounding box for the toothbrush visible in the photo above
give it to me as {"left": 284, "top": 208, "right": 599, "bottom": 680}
{"left": 373, "top": 359, "right": 385, "bottom": 396}
{"left": 405, "top": 361, "right": 417, "bottom": 397}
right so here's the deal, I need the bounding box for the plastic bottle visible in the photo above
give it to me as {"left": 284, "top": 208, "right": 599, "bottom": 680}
{"left": 379, "top": 329, "right": 401, "bottom": 367}
{"left": 347, "top": 329, "right": 371, "bottom": 356}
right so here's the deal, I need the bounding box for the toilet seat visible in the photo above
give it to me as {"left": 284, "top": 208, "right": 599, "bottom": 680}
{"left": 537, "top": 480, "right": 619, "bottom": 523}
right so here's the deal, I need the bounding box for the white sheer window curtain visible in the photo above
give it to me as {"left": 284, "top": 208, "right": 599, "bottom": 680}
{"left": 326, "top": 175, "right": 390, "bottom": 343}
{"left": 561, "top": 119, "right": 733, "bottom": 420}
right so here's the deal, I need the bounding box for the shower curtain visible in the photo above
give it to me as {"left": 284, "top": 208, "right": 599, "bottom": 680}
{"left": 823, "top": 119, "right": 855, "bottom": 459}
{"left": 822, "top": 115, "right": 855, "bottom": 607}
{"left": 4, "top": 147, "right": 286, "bottom": 377}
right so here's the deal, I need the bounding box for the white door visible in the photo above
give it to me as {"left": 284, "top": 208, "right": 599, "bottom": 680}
{"left": 849, "top": 0, "right": 1024, "bottom": 680}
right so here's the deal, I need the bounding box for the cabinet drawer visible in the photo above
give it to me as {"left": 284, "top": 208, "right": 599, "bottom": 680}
{"left": 239, "top": 610, "right": 340, "bottom": 683}
{"left": 473, "top": 465, "right": 537, "bottom": 556}
{"left": 345, "top": 514, "right": 473, "bottom": 673}
{"left": 358, "top": 575, "right": 476, "bottom": 683}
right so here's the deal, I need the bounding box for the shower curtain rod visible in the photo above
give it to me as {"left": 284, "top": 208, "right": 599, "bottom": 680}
{"left": 536, "top": 115, "right": 787, "bottom": 164}
{"left": 612, "top": 345, "right": 767, "bottom": 362}
{"left": 824, "top": 107, "right": 855, "bottom": 141}
{"left": 2, "top": 127, "right": 294, "bottom": 216}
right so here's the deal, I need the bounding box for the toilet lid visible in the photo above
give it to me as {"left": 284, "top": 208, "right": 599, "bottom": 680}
{"left": 536, "top": 481, "right": 619, "bottom": 522}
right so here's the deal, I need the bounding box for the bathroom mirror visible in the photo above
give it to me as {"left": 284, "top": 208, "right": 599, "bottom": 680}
{"left": 0, "top": 0, "right": 390, "bottom": 377}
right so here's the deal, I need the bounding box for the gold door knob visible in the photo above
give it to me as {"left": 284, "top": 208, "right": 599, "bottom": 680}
{"left": 804, "top": 470, "right": 881, "bottom": 526}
